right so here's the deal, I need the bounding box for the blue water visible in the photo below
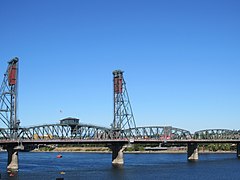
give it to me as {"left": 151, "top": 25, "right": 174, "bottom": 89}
{"left": 0, "top": 152, "right": 240, "bottom": 179}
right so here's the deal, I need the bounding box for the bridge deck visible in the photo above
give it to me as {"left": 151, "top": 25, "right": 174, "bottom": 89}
{"left": 1, "top": 139, "right": 240, "bottom": 145}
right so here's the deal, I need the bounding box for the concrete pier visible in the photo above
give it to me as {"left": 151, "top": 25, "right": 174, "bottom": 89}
{"left": 111, "top": 143, "right": 125, "bottom": 166}
{"left": 7, "top": 147, "right": 19, "bottom": 171}
{"left": 237, "top": 143, "right": 240, "bottom": 159}
{"left": 187, "top": 143, "right": 198, "bottom": 161}
{"left": 6, "top": 145, "right": 24, "bottom": 171}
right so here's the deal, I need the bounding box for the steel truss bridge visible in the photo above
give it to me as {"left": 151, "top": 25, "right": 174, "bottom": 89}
{"left": 0, "top": 124, "right": 240, "bottom": 144}
{"left": 0, "top": 58, "right": 240, "bottom": 171}
{"left": 1, "top": 59, "right": 239, "bottom": 144}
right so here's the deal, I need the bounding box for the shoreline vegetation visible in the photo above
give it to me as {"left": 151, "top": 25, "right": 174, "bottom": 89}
{"left": 33, "top": 150, "right": 236, "bottom": 154}
{"left": 29, "top": 143, "right": 237, "bottom": 154}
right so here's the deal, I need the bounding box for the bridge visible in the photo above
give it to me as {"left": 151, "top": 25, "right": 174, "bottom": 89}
{"left": 1, "top": 58, "right": 240, "bottom": 172}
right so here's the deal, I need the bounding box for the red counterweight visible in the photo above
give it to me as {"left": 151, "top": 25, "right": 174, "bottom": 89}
{"left": 114, "top": 76, "right": 123, "bottom": 93}
{"left": 8, "top": 60, "right": 18, "bottom": 86}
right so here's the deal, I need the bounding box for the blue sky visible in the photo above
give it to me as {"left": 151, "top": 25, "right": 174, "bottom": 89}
{"left": 0, "top": 0, "right": 240, "bottom": 132}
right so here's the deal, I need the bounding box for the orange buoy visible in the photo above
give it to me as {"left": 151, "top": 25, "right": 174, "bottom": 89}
{"left": 57, "top": 154, "right": 62, "bottom": 158}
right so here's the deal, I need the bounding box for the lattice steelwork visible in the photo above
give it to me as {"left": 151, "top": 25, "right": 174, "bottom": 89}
{"left": 112, "top": 70, "right": 136, "bottom": 134}
{"left": 17, "top": 123, "right": 112, "bottom": 141}
{"left": 193, "top": 129, "right": 240, "bottom": 140}
{"left": 1, "top": 125, "right": 240, "bottom": 142}
{"left": 124, "top": 126, "right": 192, "bottom": 140}
{"left": 0, "top": 128, "right": 10, "bottom": 139}
{"left": 0, "top": 58, "right": 19, "bottom": 139}
{"left": 14, "top": 125, "right": 192, "bottom": 141}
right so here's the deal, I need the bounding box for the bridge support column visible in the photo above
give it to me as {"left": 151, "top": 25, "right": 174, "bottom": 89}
{"left": 7, "top": 146, "right": 19, "bottom": 171}
{"left": 111, "top": 143, "right": 125, "bottom": 166}
{"left": 6, "top": 144, "right": 24, "bottom": 171}
{"left": 237, "top": 143, "right": 240, "bottom": 159}
{"left": 187, "top": 143, "right": 198, "bottom": 161}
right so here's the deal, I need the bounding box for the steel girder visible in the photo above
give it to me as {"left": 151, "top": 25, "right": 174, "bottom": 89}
{"left": 2, "top": 125, "right": 240, "bottom": 142}
{"left": 0, "top": 128, "right": 10, "bottom": 139}
{"left": 123, "top": 126, "right": 192, "bottom": 140}
{"left": 193, "top": 129, "right": 240, "bottom": 140}
{"left": 17, "top": 124, "right": 112, "bottom": 141}
{"left": 13, "top": 125, "right": 193, "bottom": 141}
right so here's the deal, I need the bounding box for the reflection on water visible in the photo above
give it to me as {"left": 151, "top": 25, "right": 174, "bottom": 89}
{"left": 112, "top": 163, "right": 124, "bottom": 169}
{"left": 0, "top": 152, "right": 239, "bottom": 180}
{"left": 7, "top": 170, "right": 18, "bottom": 177}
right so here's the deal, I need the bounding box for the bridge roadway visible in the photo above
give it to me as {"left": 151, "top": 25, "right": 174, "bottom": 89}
{"left": 0, "top": 123, "right": 240, "bottom": 147}
{"left": 2, "top": 139, "right": 240, "bottom": 145}
{"left": 1, "top": 123, "right": 240, "bottom": 171}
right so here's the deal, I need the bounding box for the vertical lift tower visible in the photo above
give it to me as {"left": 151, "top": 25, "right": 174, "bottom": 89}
{"left": 0, "top": 57, "right": 22, "bottom": 171}
{"left": 111, "top": 70, "right": 136, "bottom": 166}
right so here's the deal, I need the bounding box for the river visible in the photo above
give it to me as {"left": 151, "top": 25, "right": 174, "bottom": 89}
{"left": 0, "top": 152, "right": 239, "bottom": 179}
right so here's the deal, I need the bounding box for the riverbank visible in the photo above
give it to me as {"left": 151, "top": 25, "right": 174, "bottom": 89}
{"left": 31, "top": 147, "right": 236, "bottom": 154}
{"left": 32, "top": 147, "right": 110, "bottom": 153}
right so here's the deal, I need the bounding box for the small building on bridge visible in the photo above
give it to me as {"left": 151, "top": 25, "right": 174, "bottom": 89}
{"left": 60, "top": 117, "right": 79, "bottom": 125}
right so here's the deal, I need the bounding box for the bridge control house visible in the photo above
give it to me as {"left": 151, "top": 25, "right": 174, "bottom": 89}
{"left": 60, "top": 117, "right": 79, "bottom": 125}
